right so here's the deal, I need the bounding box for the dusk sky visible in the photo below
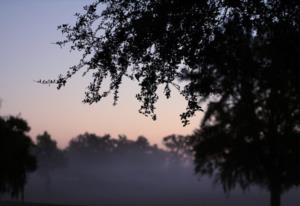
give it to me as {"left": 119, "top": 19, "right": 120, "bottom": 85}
{"left": 0, "top": 0, "right": 202, "bottom": 148}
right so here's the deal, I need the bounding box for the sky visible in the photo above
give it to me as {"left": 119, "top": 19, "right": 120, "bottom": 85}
{"left": 0, "top": 0, "right": 203, "bottom": 148}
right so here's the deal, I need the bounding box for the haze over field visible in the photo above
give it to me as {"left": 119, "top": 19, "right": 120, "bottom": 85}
{"left": 12, "top": 150, "right": 300, "bottom": 206}
{"left": 1, "top": 1, "right": 300, "bottom": 206}
{"left": 1, "top": 132, "right": 299, "bottom": 206}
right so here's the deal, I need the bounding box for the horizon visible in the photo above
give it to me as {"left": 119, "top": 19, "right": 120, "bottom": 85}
{"left": 0, "top": 0, "right": 202, "bottom": 148}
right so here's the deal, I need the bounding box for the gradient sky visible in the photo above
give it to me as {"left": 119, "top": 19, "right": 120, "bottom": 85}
{"left": 0, "top": 0, "right": 203, "bottom": 148}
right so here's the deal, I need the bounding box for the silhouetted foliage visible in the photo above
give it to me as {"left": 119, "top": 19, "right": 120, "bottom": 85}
{"left": 0, "top": 116, "right": 36, "bottom": 199}
{"left": 190, "top": 7, "right": 300, "bottom": 204}
{"left": 67, "top": 133, "right": 160, "bottom": 160}
{"left": 192, "top": 72, "right": 300, "bottom": 206}
{"left": 67, "top": 132, "right": 113, "bottom": 156}
{"left": 43, "top": 1, "right": 299, "bottom": 205}
{"left": 45, "top": 0, "right": 299, "bottom": 125}
{"left": 64, "top": 133, "right": 176, "bottom": 186}
{"left": 35, "top": 132, "right": 65, "bottom": 188}
{"left": 163, "top": 134, "right": 192, "bottom": 164}
{"left": 135, "top": 135, "right": 150, "bottom": 150}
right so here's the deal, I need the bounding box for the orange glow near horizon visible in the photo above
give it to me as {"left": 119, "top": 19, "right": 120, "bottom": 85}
{"left": 21, "top": 79, "right": 203, "bottom": 148}
{"left": 0, "top": 1, "right": 203, "bottom": 149}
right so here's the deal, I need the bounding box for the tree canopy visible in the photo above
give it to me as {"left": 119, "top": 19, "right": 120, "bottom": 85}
{"left": 163, "top": 134, "right": 192, "bottom": 163}
{"left": 43, "top": 0, "right": 299, "bottom": 125}
{"left": 35, "top": 132, "right": 65, "bottom": 175}
{"left": 187, "top": 1, "right": 300, "bottom": 204}
{"left": 191, "top": 69, "right": 300, "bottom": 205}
{"left": 43, "top": 1, "right": 299, "bottom": 205}
{"left": 0, "top": 115, "right": 36, "bottom": 199}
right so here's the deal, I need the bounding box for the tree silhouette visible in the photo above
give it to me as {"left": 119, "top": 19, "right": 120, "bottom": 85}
{"left": 66, "top": 133, "right": 170, "bottom": 177}
{"left": 30, "top": 1, "right": 278, "bottom": 125}
{"left": 188, "top": 2, "right": 299, "bottom": 204}
{"left": 67, "top": 132, "right": 113, "bottom": 156}
{"left": 45, "top": 0, "right": 299, "bottom": 125}
{"left": 191, "top": 25, "right": 300, "bottom": 205}
{"left": 35, "top": 131, "right": 65, "bottom": 189}
{"left": 42, "top": 1, "right": 299, "bottom": 205}
{"left": 163, "top": 134, "right": 192, "bottom": 164}
{"left": 0, "top": 115, "right": 36, "bottom": 200}
{"left": 135, "top": 136, "right": 150, "bottom": 150}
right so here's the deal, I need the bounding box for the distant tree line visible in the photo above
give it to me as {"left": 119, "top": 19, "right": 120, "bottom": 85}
{"left": 33, "top": 132, "right": 193, "bottom": 186}
{"left": 0, "top": 114, "right": 191, "bottom": 201}
{"left": 1, "top": 112, "right": 300, "bottom": 206}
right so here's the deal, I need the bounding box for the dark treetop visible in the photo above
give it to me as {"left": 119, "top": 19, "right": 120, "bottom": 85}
{"left": 42, "top": 2, "right": 300, "bottom": 204}
{"left": 42, "top": 0, "right": 299, "bottom": 125}
{"left": 0, "top": 116, "right": 36, "bottom": 199}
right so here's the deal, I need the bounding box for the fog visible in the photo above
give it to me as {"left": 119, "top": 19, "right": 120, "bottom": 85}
{"left": 19, "top": 146, "right": 299, "bottom": 206}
